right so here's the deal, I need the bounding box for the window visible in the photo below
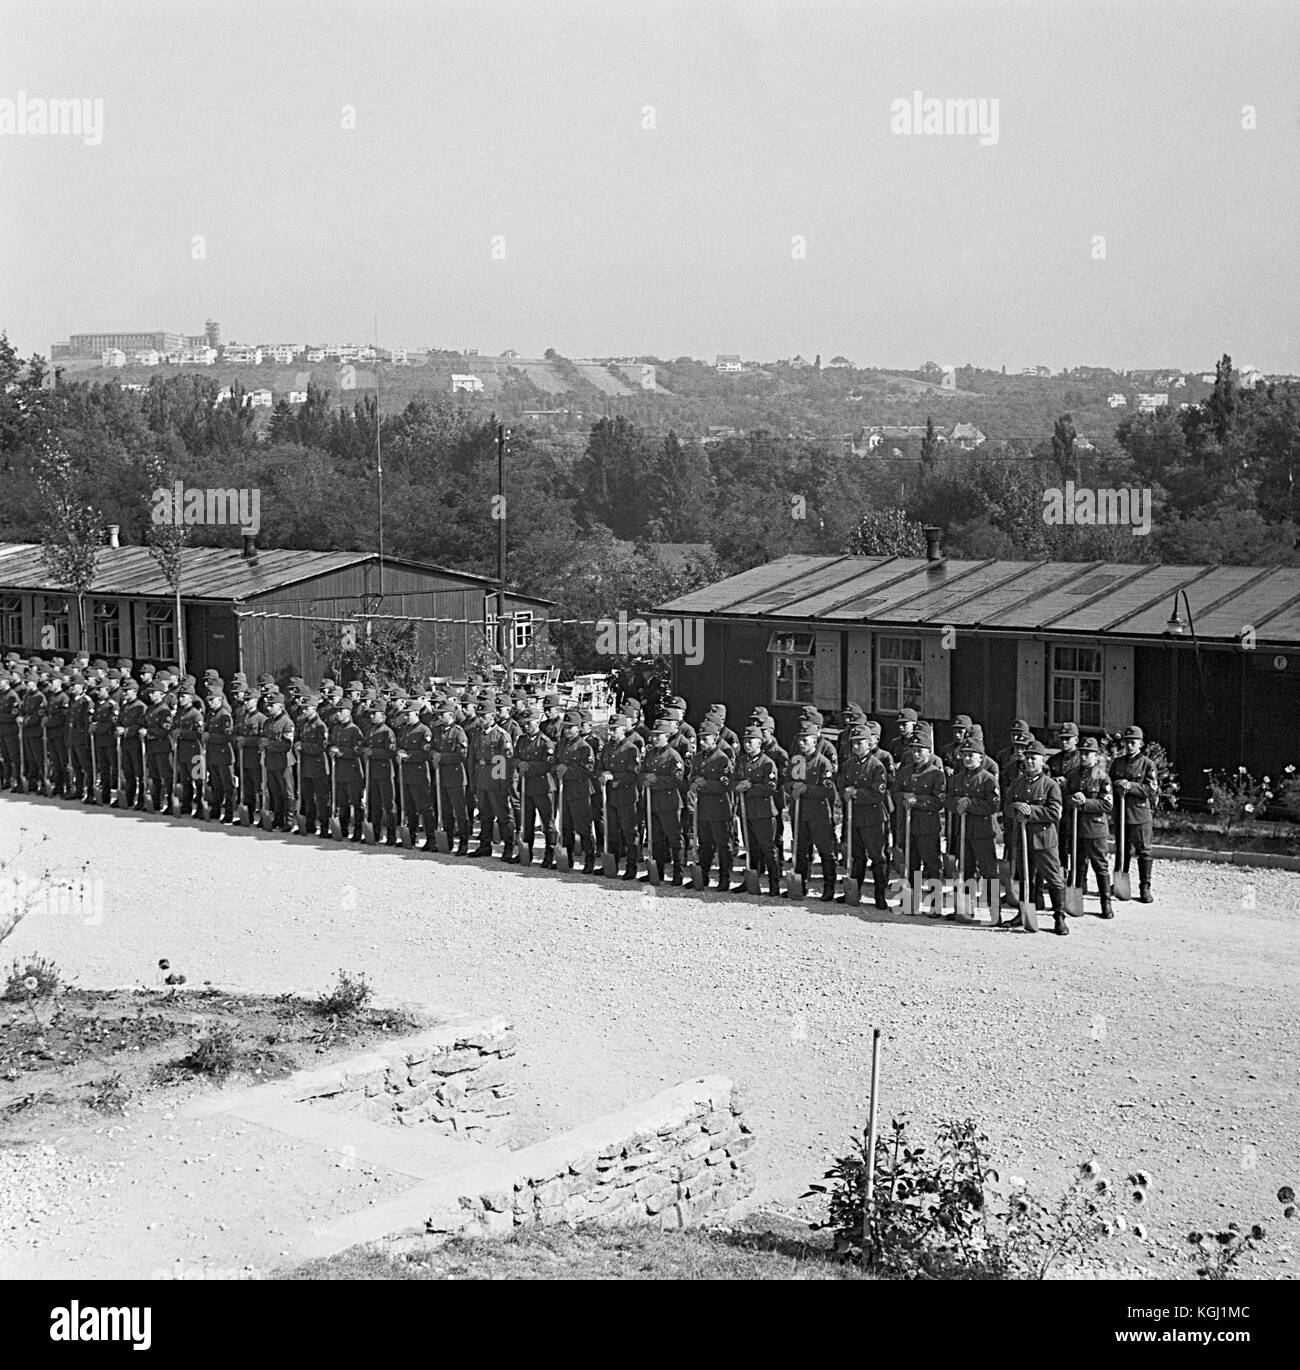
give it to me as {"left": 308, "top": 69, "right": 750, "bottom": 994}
{"left": 0, "top": 595, "right": 21, "bottom": 649}
{"left": 512, "top": 610, "right": 534, "bottom": 651}
{"left": 145, "top": 603, "right": 176, "bottom": 661}
{"left": 91, "top": 599, "right": 122, "bottom": 657}
{"left": 40, "top": 596, "right": 70, "bottom": 652}
{"left": 768, "top": 631, "right": 815, "bottom": 705}
{"left": 876, "top": 635, "right": 923, "bottom": 715}
{"left": 1050, "top": 644, "right": 1103, "bottom": 730}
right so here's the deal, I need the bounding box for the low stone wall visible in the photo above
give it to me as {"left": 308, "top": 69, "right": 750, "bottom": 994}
{"left": 417, "top": 1076, "right": 754, "bottom": 1240}
{"left": 288, "top": 1014, "right": 516, "bottom": 1144}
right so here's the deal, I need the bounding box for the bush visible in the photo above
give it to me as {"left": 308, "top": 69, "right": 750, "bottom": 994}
{"left": 316, "top": 969, "right": 374, "bottom": 1019}
{"left": 806, "top": 1116, "right": 1147, "bottom": 1280}
{"left": 181, "top": 1025, "right": 241, "bottom": 1077}
{"left": 4, "top": 954, "right": 62, "bottom": 1001}
{"left": 1203, "top": 766, "right": 1274, "bottom": 833}
{"left": 1186, "top": 1185, "right": 1295, "bottom": 1279}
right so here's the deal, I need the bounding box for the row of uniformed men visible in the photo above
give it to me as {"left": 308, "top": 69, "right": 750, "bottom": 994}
{"left": 1, "top": 660, "right": 1162, "bottom": 935}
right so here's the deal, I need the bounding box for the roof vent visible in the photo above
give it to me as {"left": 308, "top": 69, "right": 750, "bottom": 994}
{"left": 105, "top": 524, "right": 120, "bottom": 549}
{"left": 923, "top": 526, "right": 944, "bottom": 564}
{"left": 242, "top": 534, "right": 258, "bottom": 566}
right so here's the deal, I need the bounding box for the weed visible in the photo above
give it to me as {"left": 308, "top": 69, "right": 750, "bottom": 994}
{"left": 316, "top": 969, "right": 373, "bottom": 1019}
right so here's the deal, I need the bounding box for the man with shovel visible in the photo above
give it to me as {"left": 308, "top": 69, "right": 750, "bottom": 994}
{"left": 785, "top": 722, "right": 839, "bottom": 902}
{"left": 431, "top": 700, "right": 472, "bottom": 854}
{"left": 555, "top": 711, "right": 598, "bottom": 874}
{"left": 639, "top": 722, "right": 686, "bottom": 886}
{"left": 599, "top": 714, "right": 643, "bottom": 881}
{"left": 329, "top": 703, "right": 366, "bottom": 842}
{"left": 946, "top": 738, "right": 1002, "bottom": 913}
{"left": 1004, "top": 739, "right": 1069, "bottom": 935}
{"left": 688, "top": 721, "right": 735, "bottom": 892}
{"left": 1110, "top": 725, "right": 1159, "bottom": 904}
{"left": 839, "top": 722, "right": 893, "bottom": 909}
{"left": 1066, "top": 736, "right": 1115, "bottom": 918}
{"left": 731, "top": 725, "right": 782, "bottom": 895}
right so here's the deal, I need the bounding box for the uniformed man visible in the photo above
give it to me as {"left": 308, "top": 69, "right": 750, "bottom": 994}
{"left": 296, "top": 698, "right": 331, "bottom": 837}
{"left": 0, "top": 672, "right": 20, "bottom": 790}
{"left": 839, "top": 722, "right": 893, "bottom": 909}
{"left": 325, "top": 704, "right": 365, "bottom": 841}
{"left": 261, "top": 693, "right": 296, "bottom": 830}
{"left": 1005, "top": 739, "right": 1068, "bottom": 935}
{"left": 90, "top": 683, "right": 119, "bottom": 804}
{"left": 431, "top": 702, "right": 471, "bottom": 853}
{"left": 945, "top": 737, "right": 1002, "bottom": 906}
{"left": 18, "top": 677, "right": 47, "bottom": 793}
{"left": 235, "top": 688, "right": 266, "bottom": 824}
{"left": 752, "top": 709, "right": 790, "bottom": 860}
{"left": 893, "top": 723, "right": 947, "bottom": 896}
{"left": 515, "top": 707, "right": 559, "bottom": 867}
{"left": 44, "top": 674, "right": 70, "bottom": 796}
{"left": 1066, "top": 736, "right": 1114, "bottom": 918}
{"left": 205, "top": 691, "right": 237, "bottom": 822}
{"left": 785, "top": 721, "right": 838, "bottom": 901}
{"left": 731, "top": 725, "right": 782, "bottom": 896}
{"left": 689, "top": 721, "right": 735, "bottom": 891}
{"left": 704, "top": 703, "right": 740, "bottom": 753}
{"left": 364, "top": 703, "right": 399, "bottom": 844}
{"left": 471, "top": 704, "right": 516, "bottom": 860}
{"left": 396, "top": 704, "right": 438, "bottom": 849}
{"left": 942, "top": 714, "right": 976, "bottom": 773}
{"left": 67, "top": 678, "right": 93, "bottom": 801}
{"left": 888, "top": 707, "right": 920, "bottom": 764}
{"left": 640, "top": 721, "right": 686, "bottom": 884}
{"left": 1110, "top": 724, "right": 1158, "bottom": 903}
{"left": 998, "top": 719, "right": 1033, "bottom": 773}
{"left": 599, "top": 714, "right": 642, "bottom": 880}
{"left": 172, "top": 688, "right": 206, "bottom": 816}
{"left": 1049, "top": 722, "right": 1087, "bottom": 889}
{"left": 138, "top": 682, "right": 173, "bottom": 812}
{"left": 118, "top": 679, "right": 148, "bottom": 808}
{"left": 555, "top": 711, "right": 598, "bottom": 873}
{"left": 540, "top": 693, "right": 564, "bottom": 743}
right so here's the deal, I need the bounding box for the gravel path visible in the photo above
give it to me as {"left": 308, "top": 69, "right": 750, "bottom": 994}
{"left": 3, "top": 797, "right": 1298, "bottom": 1277}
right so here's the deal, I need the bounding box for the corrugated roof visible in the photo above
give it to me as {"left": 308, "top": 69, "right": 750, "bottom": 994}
{"left": 657, "top": 554, "right": 1300, "bottom": 647}
{"left": 0, "top": 543, "right": 553, "bottom": 603}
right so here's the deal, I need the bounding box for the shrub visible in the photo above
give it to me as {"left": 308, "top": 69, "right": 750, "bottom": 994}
{"left": 316, "top": 969, "right": 374, "bottom": 1019}
{"left": 4, "top": 954, "right": 62, "bottom": 1001}
{"left": 806, "top": 1116, "right": 1146, "bottom": 1280}
{"left": 84, "top": 1071, "right": 131, "bottom": 1115}
{"left": 1203, "top": 767, "right": 1274, "bottom": 834}
{"left": 181, "top": 1025, "right": 241, "bottom": 1077}
{"left": 1186, "top": 1185, "right": 1295, "bottom": 1279}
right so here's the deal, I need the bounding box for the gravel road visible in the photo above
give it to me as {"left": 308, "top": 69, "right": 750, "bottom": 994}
{"left": 3, "top": 797, "right": 1298, "bottom": 1277}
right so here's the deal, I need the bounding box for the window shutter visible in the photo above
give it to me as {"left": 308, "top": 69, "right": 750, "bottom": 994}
{"left": 1015, "top": 639, "right": 1047, "bottom": 728}
{"left": 1103, "top": 643, "right": 1134, "bottom": 732}
{"left": 921, "top": 635, "right": 951, "bottom": 720}
{"left": 845, "top": 630, "right": 872, "bottom": 709}
{"left": 814, "top": 630, "right": 842, "bottom": 711}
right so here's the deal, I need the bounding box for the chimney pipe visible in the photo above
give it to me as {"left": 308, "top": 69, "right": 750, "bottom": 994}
{"left": 923, "top": 526, "right": 943, "bottom": 562}
{"left": 242, "top": 534, "right": 257, "bottom": 563}
{"left": 106, "top": 525, "right": 120, "bottom": 549}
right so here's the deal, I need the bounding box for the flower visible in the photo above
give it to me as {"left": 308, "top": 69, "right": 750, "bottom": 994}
{"left": 1131, "top": 1188, "right": 1147, "bottom": 1205}
{"left": 1095, "top": 1178, "right": 1112, "bottom": 1195}
{"left": 22, "top": 976, "right": 38, "bottom": 992}
{"left": 1078, "top": 1161, "right": 1099, "bottom": 1179}
{"left": 1278, "top": 1186, "right": 1295, "bottom": 1204}
{"left": 158, "top": 958, "right": 170, "bottom": 970}
{"left": 1249, "top": 1224, "right": 1265, "bottom": 1241}
{"left": 1133, "top": 1223, "right": 1147, "bottom": 1240}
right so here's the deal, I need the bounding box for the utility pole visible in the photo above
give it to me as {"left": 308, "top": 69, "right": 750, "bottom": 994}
{"left": 496, "top": 420, "right": 509, "bottom": 683}
{"left": 375, "top": 313, "right": 384, "bottom": 600}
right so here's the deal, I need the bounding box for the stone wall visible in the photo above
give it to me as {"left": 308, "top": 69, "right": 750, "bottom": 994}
{"left": 288, "top": 1014, "right": 515, "bottom": 1144}
{"left": 417, "top": 1076, "right": 754, "bottom": 1240}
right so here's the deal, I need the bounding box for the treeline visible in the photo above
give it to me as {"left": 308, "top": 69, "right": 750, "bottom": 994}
{"left": 1, "top": 339, "right": 1296, "bottom": 671}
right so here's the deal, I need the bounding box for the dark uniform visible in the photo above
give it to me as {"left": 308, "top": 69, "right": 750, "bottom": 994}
{"left": 1110, "top": 726, "right": 1159, "bottom": 902}
{"left": 68, "top": 685, "right": 93, "bottom": 799}
{"left": 471, "top": 716, "right": 516, "bottom": 857}
{"left": 365, "top": 710, "right": 399, "bottom": 843}
{"left": 143, "top": 693, "right": 175, "bottom": 812}
{"left": 1066, "top": 740, "right": 1114, "bottom": 917}
{"left": 893, "top": 725, "right": 946, "bottom": 881}
{"left": 784, "top": 726, "right": 838, "bottom": 900}
{"left": 44, "top": 681, "right": 70, "bottom": 796}
{"left": 297, "top": 708, "right": 332, "bottom": 836}
{"left": 432, "top": 710, "right": 471, "bottom": 851}
{"left": 329, "top": 712, "right": 366, "bottom": 841}
{"left": 236, "top": 698, "right": 267, "bottom": 823}
{"left": 1005, "top": 741, "right": 1069, "bottom": 934}
{"left": 515, "top": 719, "right": 559, "bottom": 865}
{"left": 600, "top": 721, "right": 643, "bottom": 878}
{"left": 119, "top": 687, "right": 148, "bottom": 807}
{"left": 639, "top": 728, "right": 686, "bottom": 883}
{"left": 555, "top": 719, "right": 597, "bottom": 871}
{"left": 90, "top": 690, "right": 119, "bottom": 803}
{"left": 396, "top": 714, "right": 437, "bottom": 848}
{"left": 732, "top": 732, "right": 782, "bottom": 895}
{"left": 838, "top": 729, "right": 893, "bottom": 908}
{"left": 0, "top": 678, "right": 20, "bottom": 789}
{"left": 945, "top": 749, "right": 1001, "bottom": 884}
{"left": 204, "top": 696, "right": 236, "bottom": 822}
{"left": 172, "top": 697, "right": 206, "bottom": 816}
{"left": 690, "top": 729, "right": 735, "bottom": 891}
{"left": 262, "top": 702, "right": 295, "bottom": 829}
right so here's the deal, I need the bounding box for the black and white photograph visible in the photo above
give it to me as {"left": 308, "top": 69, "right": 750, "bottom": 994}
{"left": 1, "top": 0, "right": 1297, "bottom": 1331}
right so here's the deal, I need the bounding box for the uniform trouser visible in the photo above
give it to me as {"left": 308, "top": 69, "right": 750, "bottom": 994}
{"left": 439, "top": 779, "right": 470, "bottom": 841}
{"left": 796, "top": 812, "right": 838, "bottom": 887}
{"left": 146, "top": 750, "right": 173, "bottom": 809}
{"left": 122, "top": 739, "right": 145, "bottom": 805}
{"left": 697, "top": 813, "right": 733, "bottom": 882}
{"left": 265, "top": 763, "right": 290, "bottom": 824}
{"left": 607, "top": 795, "right": 638, "bottom": 862}
{"left": 93, "top": 740, "right": 116, "bottom": 800}
{"left": 208, "top": 760, "right": 235, "bottom": 816}
{"left": 400, "top": 771, "right": 436, "bottom": 840}
{"left": 649, "top": 806, "right": 683, "bottom": 869}
{"left": 1011, "top": 836, "right": 1065, "bottom": 900}
{"left": 336, "top": 769, "right": 363, "bottom": 835}
{"left": 521, "top": 791, "right": 557, "bottom": 851}
{"left": 48, "top": 734, "right": 68, "bottom": 792}
{"left": 905, "top": 825, "right": 943, "bottom": 879}
{"left": 844, "top": 811, "right": 890, "bottom": 885}
{"left": 959, "top": 831, "right": 1001, "bottom": 881}
{"left": 367, "top": 765, "right": 396, "bottom": 828}
{"left": 301, "top": 769, "right": 330, "bottom": 831}
{"left": 176, "top": 746, "right": 201, "bottom": 812}
{"left": 743, "top": 814, "right": 782, "bottom": 886}
{"left": 240, "top": 751, "right": 262, "bottom": 817}
{"left": 21, "top": 732, "right": 43, "bottom": 787}
{"left": 1073, "top": 832, "right": 1111, "bottom": 898}
{"left": 0, "top": 730, "right": 18, "bottom": 786}
{"left": 475, "top": 786, "right": 497, "bottom": 842}
{"left": 69, "top": 738, "right": 93, "bottom": 795}
{"left": 560, "top": 790, "right": 594, "bottom": 860}
{"left": 484, "top": 789, "right": 515, "bottom": 844}
{"left": 1121, "top": 815, "right": 1154, "bottom": 881}
{"left": 590, "top": 783, "right": 605, "bottom": 850}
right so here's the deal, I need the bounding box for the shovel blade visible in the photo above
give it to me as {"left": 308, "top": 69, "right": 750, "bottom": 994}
{"left": 363, "top": 821, "right": 375, "bottom": 844}
{"left": 518, "top": 843, "right": 532, "bottom": 865}
{"left": 743, "top": 869, "right": 760, "bottom": 895}
{"left": 556, "top": 848, "right": 571, "bottom": 872}
{"left": 783, "top": 872, "right": 805, "bottom": 898}
{"left": 261, "top": 808, "right": 274, "bottom": 831}
{"left": 942, "top": 853, "right": 958, "bottom": 879}
{"left": 436, "top": 830, "right": 451, "bottom": 853}
{"left": 1064, "top": 885, "right": 1085, "bottom": 916}
{"left": 330, "top": 817, "right": 342, "bottom": 839}
{"left": 1112, "top": 871, "right": 1132, "bottom": 901}
{"left": 1018, "top": 899, "right": 1039, "bottom": 932}
{"left": 688, "top": 862, "right": 704, "bottom": 890}
{"left": 646, "top": 858, "right": 660, "bottom": 886}
{"left": 843, "top": 877, "right": 861, "bottom": 906}
{"left": 602, "top": 852, "right": 616, "bottom": 876}
{"left": 399, "top": 825, "right": 414, "bottom": 848}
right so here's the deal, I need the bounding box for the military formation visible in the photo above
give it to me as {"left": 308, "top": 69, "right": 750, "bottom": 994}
{"left": 0, "top": 655, "right": 1164, "bottom": 938}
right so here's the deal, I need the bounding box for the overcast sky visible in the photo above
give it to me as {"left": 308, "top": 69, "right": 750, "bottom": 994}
{"left": 2, "top": 0, "right": 1296, "bottom": 371}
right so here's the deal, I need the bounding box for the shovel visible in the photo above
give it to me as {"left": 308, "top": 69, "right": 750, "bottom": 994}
{"left": 942, "top": 810, "right": 958, "bottom": 879}
{"left": 742, "top": 800, "right": 761, "bottom": 894}
{"left": 1112, "top": 792, "right": 1132, "bottom": 900}
{"left": 114, "top": 735, "right": 126, "bottom": 807}
{"left": 41, "top": 723, "right": 53, "bottom": 796}
{"left": 600, "top": 782, "right": 616, "bottom": 876}
{"left": 555, "top": 772, "right": 572, "bottom": 871}
{"left": 397, "top": 760, "right": 415, "bottom": 847}
{"left": 141, "top": 736, "right": 156, "bottom": 812}
{"left": 434, "top": 759, "right": 451, "bottom": 852}
{"left": 361, "top": 758, "right": 375, "bottom": 843}
{"left": 232, "top": 742, "right": 244, "bottom": 825}
{"left": 1017, "top": 822, "right": 1039, "bottom": 932}
{"left": 644, "top": 787, "right": 660, "bottom": 885}
{"left": 197, "top": 737, "right": 210, "bottom": 820}
{"left": 329, "top": 756, "right": 343, "bottom": 839}
{"left": 953, "top": 811, "right": 973, "bottom": 921}
{"left": 842, "top": 797, "right": 860, "bottom": 906}
{"left": 900, "top": 806, "right": 918, "bottom": 914}
{"left": 783, "top": 796, "right": 805, "bottom": 898}
{"left": 88, "top": 729, "right": 97, "bottom": 804}
{"left": 259, "top": 751, "right": 274, "bottom": 830}
{"left": 1064, "top": 806, "right": 1085, "bottom": 915}
{"left": 687, "top": 797, "right": 704, "bottom": 889}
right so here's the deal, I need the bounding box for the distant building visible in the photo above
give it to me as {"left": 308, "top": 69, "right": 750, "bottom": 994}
{"left": 224, "top": 344, "right": 263, "bottom": 366}
{"left": 247, "top": 389, "right": 274, "bottom": 408}
{"left": 133, "top": 349, "right": 160, "bottom": 367}
{"left": 1239, "top": 366, "right": 1265, "bottom": 389}
{"left": 306, "top": 349, "right": 326, "bottom": 363}
{"left": 715, "top": 354, "right": 743, "bottom": 372}
{"left": 827, "top": 355, "right": 853, "bottom": 368}
{"left": 215, "top": 387, "right": 233, "bottom": 403}
{"left": 501, "top": 349, "right": 520, "bottom": 359}
{"left": 1198, "top": 373, "right": 1217, "bottom": 384}
{"left": 1107, "top": 393, "right": 1128, "bottom": 408}
{"left": 948, "top": 422, "right": 985, "bottom": 450}
{"left": 101, "top": 349, "right": 126, "bottom": 368}
{"left": 1136, "top": 393, "right": 1168, "bottom": 413}
{"left": 940, "top": 365, "right": 957, "bottom": 391}
{"left": 52, "top": 331, "right": 185, "bottom": 360}
{"left": 269, "top": 345, "right": 297, "bottom": 364}
{"left": 788, "top": 355, "right": 811, "bottom": 369}
{"left": 287, "top": 390, "right": 308, "bottom": 404}
{"left": 1021, "top": 365, "right": 1051, "bottom": 377}
{"left": 451, "top": 374, "right": 484, "bottom": 394}
{"left": 178, "top": 347, "right": 217, "bottom": 365}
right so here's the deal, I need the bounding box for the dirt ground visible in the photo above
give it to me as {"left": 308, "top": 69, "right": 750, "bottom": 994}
{"left": 2, "top": 796, "right": 1297, "bottom": 1279}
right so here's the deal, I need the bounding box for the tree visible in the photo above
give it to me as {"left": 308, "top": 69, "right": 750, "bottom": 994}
{"left": 848, "top": 509, "right": 928, "bottom": 556}
{"left": 33, "top": 447, "right": 102, "bottom": 651}
{"left": 310, "top": 615, "right": 433, "bottom": 691}
{"left": 1206, "top": 353, "right": 1236, "bottom": 442}
{"left": 1051, "top": 413, "right": 1078, "bottom": 483}
{"left": 140, "top": 449, "right": 189, "bottom": 672}
{"left": 920, "top": 417, "right": 940, "bottom": 473}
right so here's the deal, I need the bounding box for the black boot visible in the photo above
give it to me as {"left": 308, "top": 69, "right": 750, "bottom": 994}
{"left": 386, "top": 822, "right": 399, "bottom": 846}
{"left": 718, "top": 862, "right": 732, "bottom": 892}
{"left": 1050, "top": 886, "right": 1069, "bottom": 936}
{"left": 1138, "top": 856, "right": 1153, "bottom": 902}
{"left": 582, "top": 853, "right": 596, "bottom": 875}
{"left": 821, "top": 868, "right": 837, "bottom": 902}
{"left": 540, "top": 847, "right": 556, "bottom": 870}
{"left": 456, "top": 837, "right": 470, "bottom": 856}
{"left": 622, "top": 856, "right": 638, "bottom": 881}
{"left": 872, "top": 864, "right": 888, "bottom": 911}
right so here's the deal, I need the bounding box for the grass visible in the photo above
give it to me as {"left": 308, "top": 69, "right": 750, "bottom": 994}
{"left": 283, "top": 1216, "right": 872, "bottom": 1281}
